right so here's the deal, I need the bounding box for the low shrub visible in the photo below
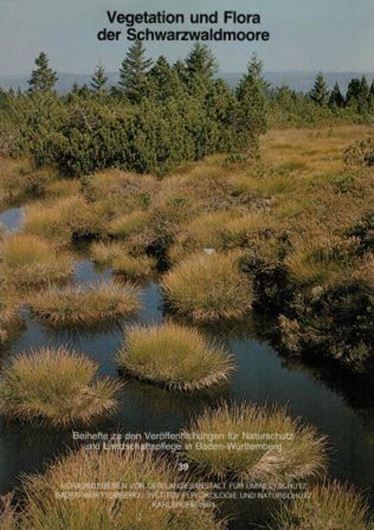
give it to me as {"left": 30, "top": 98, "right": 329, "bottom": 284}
{"left": 162, "top": 252, "right": 252, "bottom": 321}
{"left": 271, "top": 480, "right": 371, "bottom": 530}
{"left": 0, "top": 346, "right": 121, "bottom": 426}
{"left": 28, "top": 282, "right": 140, "bottom": 327}
{"left": 184, "top": 402, "right": 327, "bottom": 480}
{"left": 19, "top": 449, "right": 225, "bottom": 529}
{"left": 0, "top": 234, "right": 72, "bottom": 290}
{"left": 118, "top": 323, "right": 234, "bottom": 391}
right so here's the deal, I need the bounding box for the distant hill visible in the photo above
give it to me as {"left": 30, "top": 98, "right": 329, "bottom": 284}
{"left": 0, "top": 71, "right": 373, "bottom": 94}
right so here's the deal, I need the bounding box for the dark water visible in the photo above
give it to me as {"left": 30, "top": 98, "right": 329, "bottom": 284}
{"left": 0, "top": 206, "right": 373, "bottom": 527}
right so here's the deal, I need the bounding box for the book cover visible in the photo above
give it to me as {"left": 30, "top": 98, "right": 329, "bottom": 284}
{"left": 0, "top": 1, "right": 373, "bottom": 528}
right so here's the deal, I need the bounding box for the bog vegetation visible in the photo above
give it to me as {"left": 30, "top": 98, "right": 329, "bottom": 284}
{"left": 0, "top": 347, "right": 121, "bottom": 426}
{"left": 0, "top": 42, "right": 373, "bottom": 530}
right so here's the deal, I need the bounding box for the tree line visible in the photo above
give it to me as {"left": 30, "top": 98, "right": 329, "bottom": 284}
{"left": 0, "top": 42, "right": 372, "bottom": 176}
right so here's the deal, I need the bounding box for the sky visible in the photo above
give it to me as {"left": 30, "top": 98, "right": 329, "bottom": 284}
{"left": 0, "top": 0, "right": 373, "bottom": 75}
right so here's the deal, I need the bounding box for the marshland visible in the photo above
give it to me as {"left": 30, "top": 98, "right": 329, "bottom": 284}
{"left": 0, "top": 43, "right": 373, "bottom": 529}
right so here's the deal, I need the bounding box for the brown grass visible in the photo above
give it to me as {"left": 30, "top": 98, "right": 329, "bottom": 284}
{"left": 118, "top": 323, "right": 234, "bottom": 391}
{"left": 20, "top": 448, "right": 225, "bottom": 529}
{"left": 0, "top": 346, "right": 121, "bottom": 426}
{"left": 28, "top": 282, "right": 140, "bottom": 327}
{"left": 184, "top": 402, "right": 327, "bottom": 481}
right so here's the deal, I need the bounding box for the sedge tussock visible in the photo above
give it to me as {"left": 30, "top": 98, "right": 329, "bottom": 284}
{"left": 118, "top": 322, "right": 234, "bottom": 391}
{"left": 0, "top": 234, "right": 73, "bottom": 290}
{"left": 28, "top": 282, "right": 140, "bottom": 327}
{"left": 184, "top": 402, "right": 327, "bottom": 481}
{"left": 271, "top": 480, "right": 371, "bottom": 530}
{"left": 0, "top": 346, "right": 121, "bottom": 427}
{"left": 19, "top": 449, "right": 225, "bottom": 530}
{"left": 162, "top": 252, "right": 252, "bottom": 321}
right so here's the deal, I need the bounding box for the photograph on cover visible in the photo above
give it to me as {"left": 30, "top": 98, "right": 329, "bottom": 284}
{"left": 0, "top": 0, "right": 373, "bottom": 528}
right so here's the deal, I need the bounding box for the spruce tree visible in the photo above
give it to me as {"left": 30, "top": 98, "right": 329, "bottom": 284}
{"left": 148, "top": 56, "right": 185, "bottom": 101}
{"left": 328, "top": 82, "right": 345, "bottom": 109}
{"left": 118, "top": 41, "right": 152, "bottom": 103}
{"left": 346, "top": 78, "right": 361, "bottom": 104}
{"left": 236, "top": 54, "right": 268, "bottom": 148}
{"left": 357, "top": 76, "right": 369, "bottom": 113}
{"left": 91, "top": 64, "right": 108, "bottom": 93}
{"left": 368, "top": 80, "right": 374, "bottom": 111}
{"left": 28, "top": 52, "right": 58, "bottom": 93}
{"left": 185, "top": 43, "right": 218, "bottom": 81}
{"left": 310, "top": 72, "right": 329, "bottom": 106}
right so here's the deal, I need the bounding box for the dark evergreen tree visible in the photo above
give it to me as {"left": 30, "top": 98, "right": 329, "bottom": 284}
{"left": 118, "top": 41, "right": 152, "bottom": 103}
{"left": 185, "top": 43, "right": 218, "bottom": 80}
{"left": 91, "top": 64, "right": 108, "bottom": 93}
{"left": 357, "top": 76, "right": 370, "bottom": 113}
{"left": 236, "top": 53, "right": 268, "bottom": 146}
{"left": 148, "top": 56, "right": 185, "bottom": 101}
{"left": 310, "top": 72, "right": 329, "bottom": 106}
{"left": 346, "top": 78, "right": 361, "bottom": 105}
{"left": 328, "top": 82, "right": 345, "bottom": 109}
{"left": 368, "top": 80, "right": 374, "bottom": 111}
{"left": 173, "top": 59, "right": 187, "bottom": 82}
{"left": 28, "top": 52, "right": 58, "bottom": 93}
{"left": 184, "top": 43, "right": 218, "bottom": 96}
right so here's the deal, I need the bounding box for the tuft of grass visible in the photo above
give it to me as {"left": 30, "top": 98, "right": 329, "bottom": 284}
{"left": 162, "top": 252, "right": 252, "bottom": 321}
{"left": 0, "top": 234, "right": 73, "bottom": 290}
{"left": 90, "top": 241, "right": 127, "bottom": 266}
{"left": 0, "top": 298, "right": 21, "bottom": 345}
{"left": 0, "top": 347, "right": 121, "bottom": 427}
{"left": 184, "top": 402, "right": 327, "bottom": 481}
{"left": 285, "top": 236, "right": 355, "bottom": 287}
{"left": 91, "top": 241, "right": 155, "bottom": 280}
{"left": 112, "top": 254, "right": 156, "bottom": 280}
{"left": 271, "top": 480, "right": 371, "bottom": 530}
{"left": 106, "top": 210, "right": 150, "bottom": 239}
{"left": 118, "top": 323, "right": 234, "bottom": 391}
{"left": 20, "top": 448, "right": 225, "bottom": 530}
{"left": 24, "top": 196, "right": 104, "bottom": 245}
{"left": 28, "top": 282, "right": 140, "bottom": 327}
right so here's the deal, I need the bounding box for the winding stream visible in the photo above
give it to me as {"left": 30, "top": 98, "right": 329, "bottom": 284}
{"left": 0, "top": 205, "right": 373, "bottom": 527}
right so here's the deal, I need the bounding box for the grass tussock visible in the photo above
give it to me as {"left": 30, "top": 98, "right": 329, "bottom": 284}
{"left": 162, "top": 252, "right": 252, "bottom": 321}
{"left": 19, "top": 449, "right": 225, "bottom": 530}
{"left": 0, "top": 299, "right": 21, "bottom": 345}
{"left": 284, "top": 234, "right": 364, "bottom": 288}
{"left": 91, "top": 241, "right": 156, "bottom": 280}
{"left": 106, "top": 210, "right": 150, "bottom": 239}
{"left": 24, "top": 196, "right": 104, "bottom": 245}
{"left": 271, "top": 480, "right": 371, "bottom": 530}
{"left": 118, "top": 323, "right": 234, "bottom": 391}
{"left": 112, "top": 254, "right": 156, "bottom": 280}
{"left": 28, "top": 282, "right": 140, "bottom": 327}
{"left": 90, "top": 241, "right": 126, "bottom": 266}
{"left": 184, "top": 402, "right": 327, "bottom": 481}
{"left": 0, "top": 234, "right": 72, "bottom": 290}
{"left": 0, "top": 347, "right": 121, "bottom": 426}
